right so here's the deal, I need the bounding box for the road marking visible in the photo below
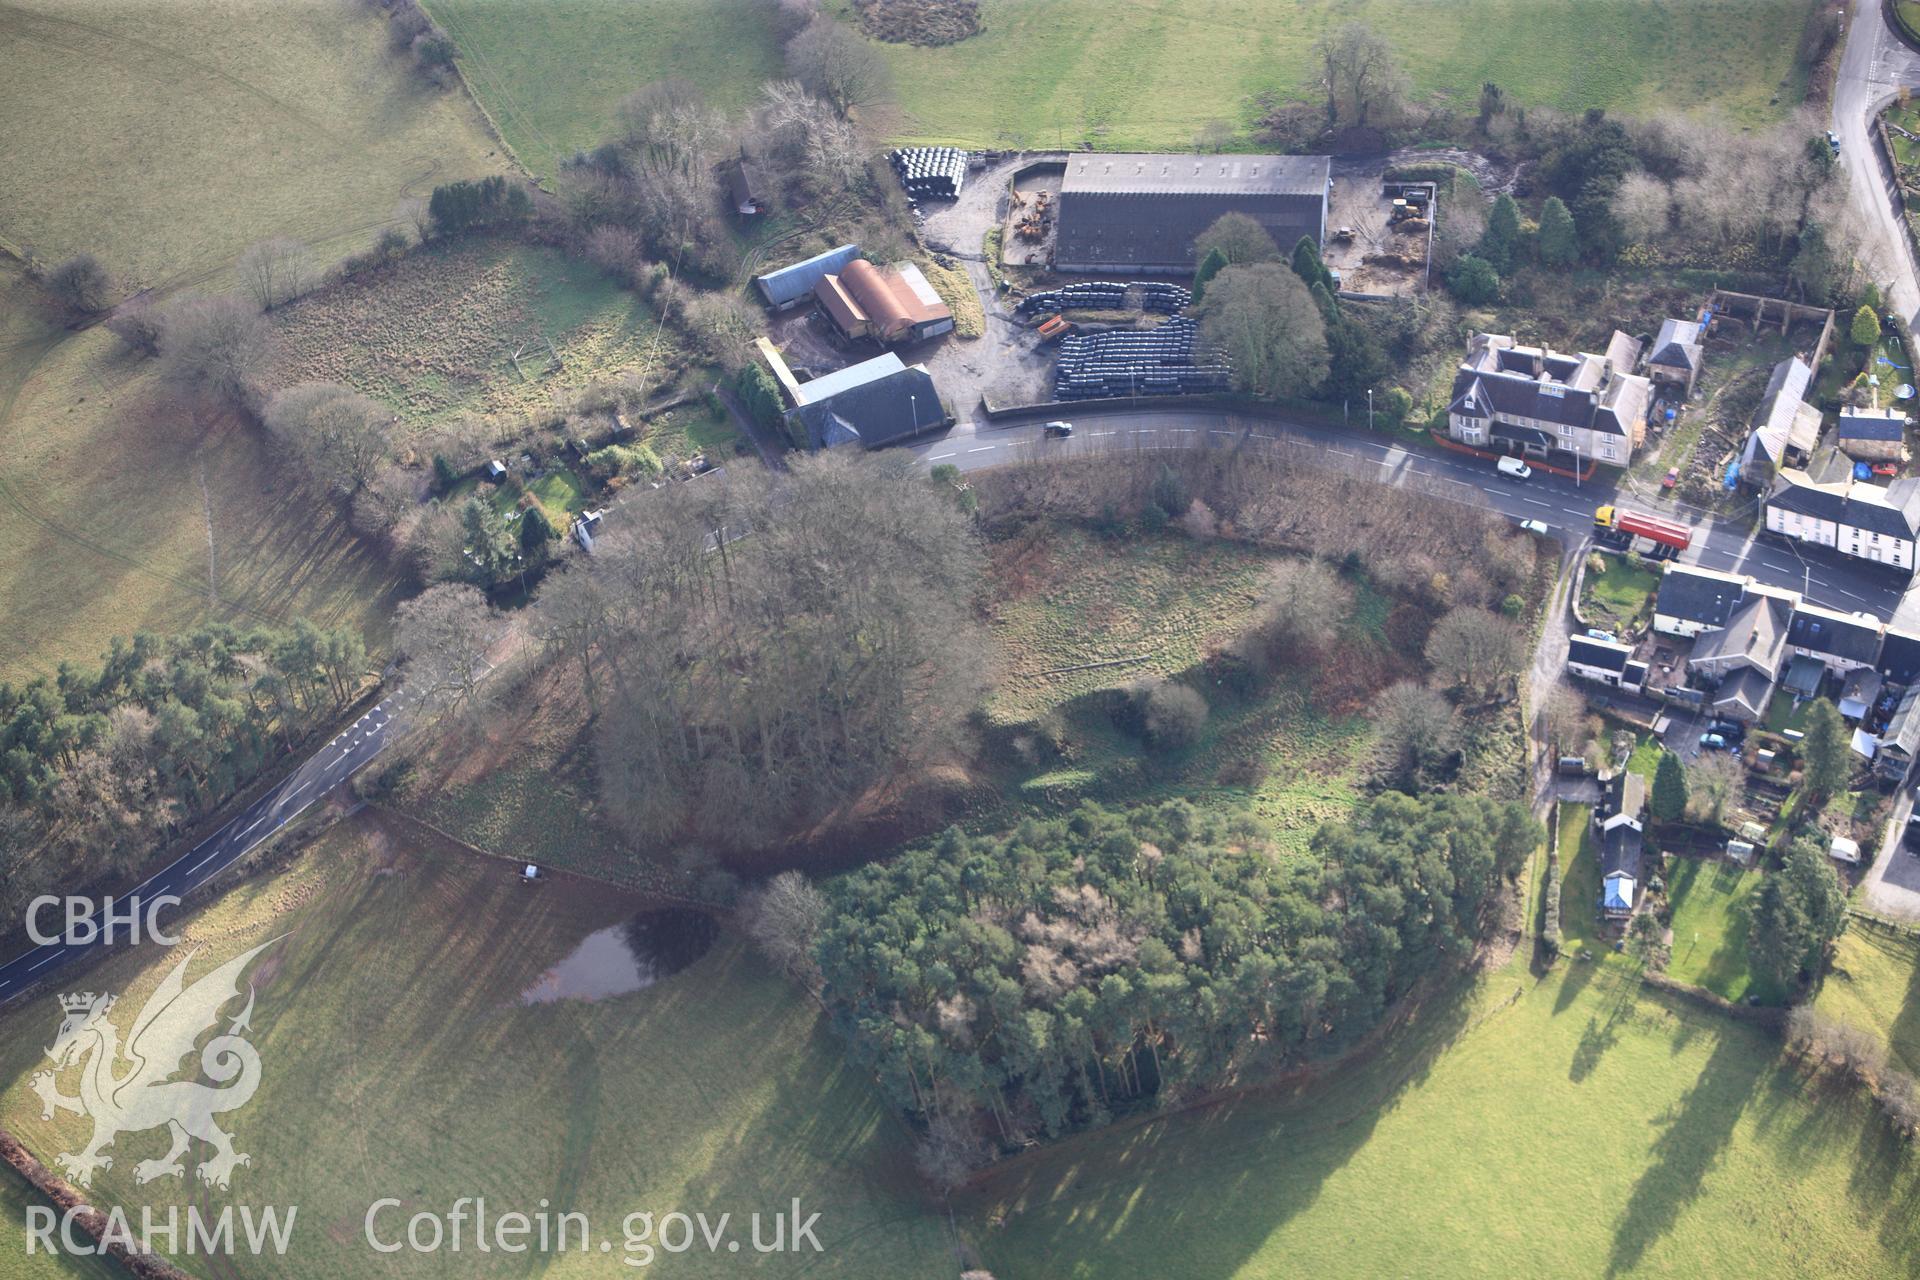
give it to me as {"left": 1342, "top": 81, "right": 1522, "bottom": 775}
{"left": 968, "top": 446, "right": 996, "bottom": 453}
{"left": 1209, "top": 428, "right": 1233, "bottom": 436}
{"left": 189, "top": 852, "right": 221, "bottom": 874}
{"left": 1091, "top": 430, "right": 1116, "bottom": 437}
{"left": 1480, "top": 486, "right": 1501, "bottom": 496}
{"left": 928, "top": 451, "right": 956, "bottom": 460}
{"left": 1523, "top": 498, "right": 1552, "bottom": 508}
{"left": 29, "top": 953, "right": 58, "bottom": 972}
{"left": 1840, "top": 589, "right": 1868, "bottom": 602}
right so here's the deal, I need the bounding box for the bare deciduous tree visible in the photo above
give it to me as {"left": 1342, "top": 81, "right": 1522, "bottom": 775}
{"left": 1235, "top": 558, "right": 1352, "bottom": 672}
{"left": 1313, "top": 23, "right": 1409, "bottom": 131}
{"left": 262, "top": 382, "right": 392, "bottom": 496}
{"left": 1196, "top": 263, "right": 1329, "bottom": 399}
{"left": 1193, "top": 212, "right": 1281, "bottom": 266}
{"left": 394, "top": 583, "right": 495, "bottom": 715}
{"left": 1685, "top": 750, "right": 1745, "bottom": 825}
{"left": 236, "top": 237, "right": 310, "bottom": 310}
{"left": 1611, "top": 172, "right": 1674, "bottom": 245}
{"left": 158, "top": 294, "right": 271, "bottom": 409}
{"left": 104, "top": 296, "right": 163, "bottom": 357}
{"left": 740, "top": 870, "right": 828, "bottom": 987}
{"left": 1424, "top": 607, "right": 1525, "bottom": 696}
{"left": 41, "top": 253, "right": 114, "bottom": 318}
{"left": 1371, "top": 680, "right": 1459, "bottom": 787}
{"left": 785, "top": 18, "right": 892, "bottom": 118}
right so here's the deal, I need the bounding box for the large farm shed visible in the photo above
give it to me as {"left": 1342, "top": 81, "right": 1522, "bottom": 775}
{"left": 1053, "top": 153, "right": 1331, "bottom": 273}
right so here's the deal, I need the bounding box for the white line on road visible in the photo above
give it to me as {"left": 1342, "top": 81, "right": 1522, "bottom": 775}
{"left": 968, "top": 446, "right": 996, "bottom": 453}
{"left": 1091, "top": 430, "right": 1116, "bottom": 437}
{"left": 928, "top": 452, "right": 956, "bottom": 460}
{"left": 29, "top": 953, "right": 58, "bottom": 972}
{"left": 1523, "top": 498, "right": 1552, "bottom": 508}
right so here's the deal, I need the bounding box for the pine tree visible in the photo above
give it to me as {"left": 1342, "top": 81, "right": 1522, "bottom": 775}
{"left": 1651, "top": 751, "right": 1688, "bottom": 822}
{"left": 1479, "top": 194, "right": 1522, "bottom": 271}
{"left": 1191, "top": 246, "right": 1229, "bottom": 304}
{"left": 1800, "top": 699, "right": 1850, "bottom": 800}
{"left": 1290, "top": 235, "right": 1335, "bottom": 293}
{"left": 1536, "top": 197, "right": 1578, "bottom": 267}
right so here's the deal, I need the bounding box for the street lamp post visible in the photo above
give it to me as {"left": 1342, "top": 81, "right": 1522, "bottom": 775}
{"left": 1366, "top": 387, "right": 1374, "bottom": 431}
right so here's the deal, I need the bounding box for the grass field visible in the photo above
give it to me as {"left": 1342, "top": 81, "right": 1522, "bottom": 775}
{"left": 423, "top": 0, "right": 785, "bottom": 177}
{"left": 1816, "top": 924, "right": 1920, "bottom": 1077}
{"left": 1666, "top": 857, "right": 1786, "bottom": 1005}
{"left": 426, "top": 1, "right": 1811, "bottom": 166}
{"left": 963, "top": 891, "right": 1920, "bottom": 1278}
{"left": 882, "top": 0, "right": 1812, "bottom": 148}
{"left": 271, "top": 240, "right": 695, "bottom": 429}
{"left": 0, "top": 0, "right": 504, "bottom": 286}
{"left": 0, "top": 263, "right": 409, "bottom": 683}
{"left": 0, "top": 812, "right": 951, "bottom": 1277}
{"left": 986, "top": 526, "right": 1388, "bottom": 850}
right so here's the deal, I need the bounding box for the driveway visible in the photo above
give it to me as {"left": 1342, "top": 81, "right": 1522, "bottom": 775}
{"left": 1834, "top": 2, "right": 1920, "bottom": 320}
{"left": 1862, "top": 784, "right": 1920, "bottom": 919}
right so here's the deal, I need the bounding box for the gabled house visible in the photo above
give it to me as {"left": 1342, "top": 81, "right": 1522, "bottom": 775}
{"left": 1711, "top": 667, "right": 1775, "bottom": 723}
{"left": 727, "top": 154, "right": 768, "bottom": 217}
{"left": 1765, "top": 468, "right": 1920, "bottom": 573}
{"left": 1653, "top": 563, "right": 1749, "bottom": 637}
{"left": 1836, "top": 407, "right": 1907, "bottom": 463}
{"left": 1739, "top": 356, "right": 1821, "bottom": 489}
{"left": 1785, "top": 601, "right": 1885, "bottom": 677}
{"left": 754, "top": 243, "right": 861, "bottom": 312}
{"left": 1879, "top": 686, "right": 1920, "bottom": 783}
{"left": 1595, "top": 771, "right": 1646, "bottom": 920}
{"left": 1645, "top": 317, "right": 1705, "bottom": 397}
{"left": 1446, "top": 332, "right": 1652, "bottom": 469}
{"left": 1567, "top": 635, "right": 1639, "bottom": 689}
{"left": 1688, "top": 594, "right": 1791, "bottom": 682}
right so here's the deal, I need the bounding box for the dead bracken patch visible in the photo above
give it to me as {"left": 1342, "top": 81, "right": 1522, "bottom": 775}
{"left": 854, "top": 0, "right": 981, "bottom": 45}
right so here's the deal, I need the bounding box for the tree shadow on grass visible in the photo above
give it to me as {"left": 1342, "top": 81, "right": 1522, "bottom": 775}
{"left": 1570, "top": 971, "right": 1637, "bottom": 1083}
{"left": 1606, "top": 1032, "right": 1770, "bottom": 1277}
{"left": 960, "top": 967, "right": 1488, "bottom": 1280}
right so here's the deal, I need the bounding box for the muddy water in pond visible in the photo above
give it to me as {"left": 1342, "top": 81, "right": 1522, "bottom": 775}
{"left": 520, "top": 909, "right": 719, "bottom": 1004}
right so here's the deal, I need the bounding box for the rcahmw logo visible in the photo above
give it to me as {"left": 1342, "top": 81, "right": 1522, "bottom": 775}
{"left": 26, "top": 1204, "right": 297, "bottom": 1260}
{"left": 30, "top": 939, "right": 278, "bottom": 1189}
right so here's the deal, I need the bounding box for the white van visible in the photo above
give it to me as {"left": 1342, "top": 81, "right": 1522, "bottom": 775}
{"left": 1496, "top": 456, "right": 1532, "bottom": 480}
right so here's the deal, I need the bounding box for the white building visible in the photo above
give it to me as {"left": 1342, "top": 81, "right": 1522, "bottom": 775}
{"left": 1445, "top": 332, "right": 1651, "bottom": 469}
{"left": 1567, "top": 635, "right": 1643, "bottom": 690}
{"left": 1765, "top": 467, "right": 1920, "bottom": 574}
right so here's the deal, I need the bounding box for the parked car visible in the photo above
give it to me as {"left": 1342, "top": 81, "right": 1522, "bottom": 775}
{"left": 1705, "top": 720, "right": 1746, "bottom": 743}
{"left": 1515, "top": 518, "right": 1550, "bottom": 536}
{"left": 1042, "top": 421, "right": 1074, "bottom": 439}
{"left": 1662, "top": 467, "right": 1679, "bottom": 490}
{"left": 1826, "top": 129, "right": 1842, "bottom": 155}
{"left": 1905, "top": 807, "right": 1920, "bottom": 853}
{"left": 1699, "top": 732, "right": 1731, "bottom": 751}
{"left": 1585, "top": 628, "right": 1617, "bottom": 642}
{"left": 1496, "top": 456, "right": 1532, "bottom": 480}
{"left": 1873, "top": 461, "right": 1900, "bottom": 477}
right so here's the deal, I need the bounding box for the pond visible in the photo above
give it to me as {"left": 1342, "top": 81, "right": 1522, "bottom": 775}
{"left": 520, "top": 908, "right": 719, "bottom": 1005}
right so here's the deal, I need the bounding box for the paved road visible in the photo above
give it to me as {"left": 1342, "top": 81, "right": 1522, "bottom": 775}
{"left": 1834, "top": 2, "right": 1920, "bottom": 322}
{"left": 0, "top": 690, "right": 416, "bottom": 1007}
{"left": 911, "top": 408, "right": 1917, "bottom": 623}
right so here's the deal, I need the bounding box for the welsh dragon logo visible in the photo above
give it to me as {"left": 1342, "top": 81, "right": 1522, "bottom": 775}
{"left": 29, "top": 940, "right": 277, "bottom": 1190}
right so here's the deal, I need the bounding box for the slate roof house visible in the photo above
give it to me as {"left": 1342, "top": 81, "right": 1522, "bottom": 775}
{"left": 1567, "top": 635, "right": 1641, "bottom": 690}
{"left": 1765, "top": 468, "right": 1920, "bottom": 573}
{"left": 727, "top": 154, "right": 768, "bottom": 217}
{"left": 786, "top": 362, "right": 947, "bottom": 450}
{"left": 1053, "top": 153, "right": 1330, "bottom": 273}
{"left": 1645, "top": 317, "right": 1705, "bottom": 396}
{"left": 1738, "top": 356, "right": 1821, "bottom": 489}
{"left": 1840, "top": 667, "right": 1884, "bottom": 722}
{"left": 1653, "top": 563, "right": 1750, "bottom": 637}
{"left": 1836, "top": 407, "right": 1908, "bottom": 463}
{"left": 1445, "top": 332, "right": 1652, "bottom": 469}
{"left": 1596, "top": 771, "right": 1646, "bottom": 920}
{"left": 1785, "top": 601, "right": 1885, "bottom": 676}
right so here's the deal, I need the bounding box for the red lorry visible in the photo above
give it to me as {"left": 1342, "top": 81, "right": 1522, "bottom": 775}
{"left": 1593, "top": 505, "right": 1691, "bottom": 553}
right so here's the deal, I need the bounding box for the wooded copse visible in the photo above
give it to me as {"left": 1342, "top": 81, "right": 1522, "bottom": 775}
{"left": 816, "top": 793, "right": 1539, "bottom": 1169}
{"left": 0, "top": 620, "right": 367, "bottom": 918}
{"left": 532, "top": 451, "right": 990, "bottom": 851}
